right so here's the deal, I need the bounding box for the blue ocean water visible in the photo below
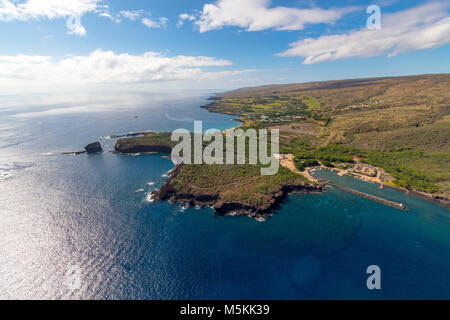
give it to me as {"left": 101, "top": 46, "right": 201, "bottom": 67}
{"left": 0, "top": 92, "right": 449, "bottom": 299}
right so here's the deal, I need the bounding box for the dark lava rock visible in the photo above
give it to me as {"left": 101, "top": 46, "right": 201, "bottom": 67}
{"left": 85, "top": 142, "right": 103, "bottom": 154}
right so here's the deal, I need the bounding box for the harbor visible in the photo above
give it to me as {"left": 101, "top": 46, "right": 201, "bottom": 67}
{"left": 320, "top": 180, "right": 408, "bottom": 210}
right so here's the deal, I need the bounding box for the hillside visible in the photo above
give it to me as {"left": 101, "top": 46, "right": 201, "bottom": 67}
{"left": 205, "top": 74, "right": 450, "bottom": 195}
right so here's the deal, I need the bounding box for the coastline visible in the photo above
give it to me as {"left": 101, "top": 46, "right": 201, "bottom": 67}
{"left": 152, "top": 164, "right": 324, "bottom": 218}
{"left": 110, "top": 94, "right": 449, "bottom": 212}
{"left": 111, "top": 108, "right": 324, "bottom": 217}
{"left": 394, "top": 186, "right": 450, "bottom": 208}
{"left": 309, "top": 167, "right": 450, "bottom": 209}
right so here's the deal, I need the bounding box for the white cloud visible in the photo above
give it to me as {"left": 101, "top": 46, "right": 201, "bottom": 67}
{"left": 118, "top": 9, "right": 168, "bottom": 29}
{"left": 0, "top": 49, "right": 257, "bottom": 89}
{"left": 0, "top": 0, "right": 100, "bottom": 36}
{"left": 0, "top": 0, "right": 99, "bottom": 20}
{"left": 0, "top": 2, "right": 169, "bottom": 34}
{"left": 159, "top": 17, "right": 168, "bottom": 27}
{"left": 98, "top": 11, "right": 120, "bottom": 23}
{"left": 98, "top": 12, "right": 113, "bottom": 19}
{"left": 141, "top": 17, "right": 157, "bottom": 28}
{"left": 177, "top": 13, "right": 196, "bottom": 27}
{"left": 120, "top": 9, "right": 143, "bottom": 21}
{"left": 279, "top": 1, "right": 450, "bottom": 64}
{"left": 186, "top": 0, "right": 355, "bottom": 32}
{"left": 230, "top": 77, "right": 262, "bottom": 83}
{"left": 142, "top": 17, "right": 168, "bottom": 29}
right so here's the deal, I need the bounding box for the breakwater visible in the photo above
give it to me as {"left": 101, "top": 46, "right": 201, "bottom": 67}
{"left": 321, "top": 180, "right": 408, "bottom": 210}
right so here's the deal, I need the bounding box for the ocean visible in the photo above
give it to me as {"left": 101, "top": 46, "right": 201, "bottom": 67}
{"left": 0, "top": 92, "right": 449, "bottom": 299}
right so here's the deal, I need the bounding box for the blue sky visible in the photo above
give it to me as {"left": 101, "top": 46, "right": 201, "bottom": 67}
{"left": 0, "top": 0, "right": 449, "bottom": 93}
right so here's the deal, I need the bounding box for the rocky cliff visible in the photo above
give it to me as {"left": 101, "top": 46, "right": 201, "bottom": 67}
{"left": 152, "top": 165, "right": 323, "bottom": 218}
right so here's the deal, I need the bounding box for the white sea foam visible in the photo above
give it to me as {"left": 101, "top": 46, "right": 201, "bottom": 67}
{"left": 145, "top": 192, "right": 155, "bottom": 203}
{"left": 162, "top": 168, "right": 176, "bottom": 178}
{"left": 255, "top": 217, "right": 266, "bottom": 223}
{"left": 147, "top": 182, "right": 155, "bottom": 186}
{"left": 135, "top": 188, "right": 145, "bottom": 193}
{"left": 0, "top": 172, "right": 10, "bottom": 180}
{"left": 179, "top": 204, "right": 189, "bottom": 212}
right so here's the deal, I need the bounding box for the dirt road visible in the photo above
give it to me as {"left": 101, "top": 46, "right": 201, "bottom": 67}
{"left": 279, "top": 154, "right": 319, "bottom": 183}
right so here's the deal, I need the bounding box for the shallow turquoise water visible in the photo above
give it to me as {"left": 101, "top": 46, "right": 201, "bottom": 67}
{"left": 0, "top": 93, "right": 449, "bottom": 299}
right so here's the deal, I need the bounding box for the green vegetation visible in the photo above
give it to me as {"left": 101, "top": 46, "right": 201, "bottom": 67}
{"left": 294, "top": 159, "right": 319, "bottom": 171}
{"left": 292, "top": 143, "right": 357, "bottom": 169}
{"left": 117, "top": 131, "right": 314, "bottom": 212}
{"left": 291, "top": 141, "right": 447, "bottom": 193}
{"left": 321, "top": 160, "right": 334, "bottom": 168}
{"left": 204, "top": 94, "right": 328, "bottom": 126}
{"left": 364, "top": 149, "right": 449, "bottom": 193}
{"left": 121, "top": 74, "right": 450, "bottom": 198}
{"left": 303, "top": 95, "right": 320, "bottom": 108}
{"left": 348, "top": 121, "right": 450, "bottom": 153}
{"left": 115, "top": 132, "right": 174, "bottom": 152}
{"left": 169, "top": 164, "right": 309, "bottom": 208}
{"left": 205, "top": 74, "right": 450, "bottom": 196}
{"left": 311, "top": 144, "right": 358, "bottom": 163}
